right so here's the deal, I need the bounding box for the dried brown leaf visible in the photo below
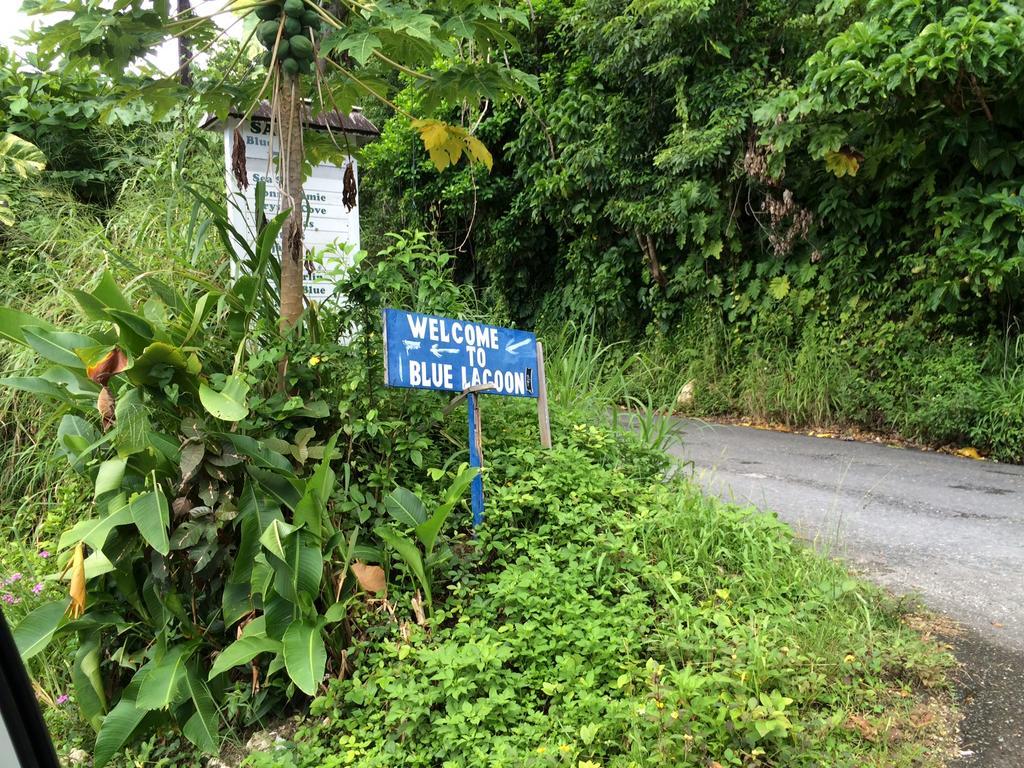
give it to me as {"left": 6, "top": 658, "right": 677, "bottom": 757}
{"left": 86, "top": 347, "right": 128, "bottom": 385}
{"left": 97, "top": 386, "right": 115, "bottom": 431}
{"left": 845, "top": 713, "right": 878, "bottom": 742}
{"left": 351, "top": 561, "right": 386, "bottom": 595}
{"left": 411, "top": 591, "right": 426, "bottom": 626}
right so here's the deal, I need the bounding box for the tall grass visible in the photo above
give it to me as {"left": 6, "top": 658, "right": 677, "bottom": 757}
{"left": 541, "top": 321, "right": 687, "bottom": 452}
{"left": 0, "top": 123, "right": 223, "bottom": 573}
{"left": 542, "top": 311, "right": 1024, "bottom": 462}
{"left": 542, "top": 320, "right": 634, "bottom": 413}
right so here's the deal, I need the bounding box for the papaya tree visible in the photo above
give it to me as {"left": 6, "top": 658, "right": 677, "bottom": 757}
{"left": 24, "top": 0, "right": 533, "bottom": 330}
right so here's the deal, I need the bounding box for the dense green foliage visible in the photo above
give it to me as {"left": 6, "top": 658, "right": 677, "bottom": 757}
{"left": 361, "top": 0, "right": 1024, "bottom": 459}
{"left": 0, "top": 1, "right": 977, "bottom": 764}
{"left": 0, "top": 141, "right": 954, "bottom": 765}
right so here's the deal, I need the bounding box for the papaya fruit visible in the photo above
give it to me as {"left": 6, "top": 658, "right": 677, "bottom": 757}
{"left": 281, "top": 57, "right": 299, "bottom": 75}
{"left": 283, "top": 0, "right": 305, "bottom": 18}
{"left": 277, "top": 38, "right": 290, "bottom": 57}
{"left": 284, "top": 16, "right": 301, "bottom": 35}
{"left": 290, "top": 34, "right": 313, "bottom": 60}
{"left": 255, "top": 3, "right": 281, "bottom": 20}
{"left": 302, "top": 9, "right": 319, "bottom": 27}
{"left": 297, "top": 58, "right": 312, "bottom": 75}
{"left": 256, "top": 20, "right": 279, "bottom": 46}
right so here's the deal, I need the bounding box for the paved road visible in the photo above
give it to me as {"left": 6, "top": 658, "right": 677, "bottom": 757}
{"left": 668, "top": 419, "right": 1024, "bottom": 766}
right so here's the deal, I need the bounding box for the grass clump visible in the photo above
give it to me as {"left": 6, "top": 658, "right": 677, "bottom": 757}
{"left": 247, "top": 405, "right": 954, "bottom": 768}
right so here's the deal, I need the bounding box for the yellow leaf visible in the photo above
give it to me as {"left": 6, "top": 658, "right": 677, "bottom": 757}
{"left": 414, "top": 119, "right": 482, "bottom": 172}
{"left": 426, "top": 147, "right": 452, "bottom": 172}
{"left": 955, "top": 446, "right": 983, "bottom": 460}
{"left": 68, "top": 542, "right": 87, "bottom": 619}
{"left": 465, "top": 135, "right": 493, "bottom": 171}
{"left": 411, "top": 119, "right": 449, "bottom": 152}
{"left": 824, "top": 149, "right": 862, "bottom": 177}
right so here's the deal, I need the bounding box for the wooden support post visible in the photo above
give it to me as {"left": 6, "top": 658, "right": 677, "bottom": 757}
{"left": 536, "top": 341, "right": 552, "bottom": 449}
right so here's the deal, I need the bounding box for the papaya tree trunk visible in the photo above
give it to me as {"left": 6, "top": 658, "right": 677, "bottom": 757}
{"left": 277, "top": 72, "right": 306, "bottom": 332}
{"left": 176, "top": 0, "right": 193, "bottom": 87}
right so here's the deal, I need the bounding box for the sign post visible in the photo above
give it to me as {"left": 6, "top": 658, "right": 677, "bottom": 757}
{"left": 382, "top": 309, "right": 544, "bottom": 526}
{"left": 536, "top": 341, "right": 552, "bottom": 449}
{"left": 466, "top": 392, "right": 484, "bottom": 525}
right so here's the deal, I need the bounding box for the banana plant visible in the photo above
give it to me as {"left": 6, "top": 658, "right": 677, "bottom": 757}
{"left": 0, "top": 258, "right": 354, "bottom": 763}
{"left": 375, "top": 465, "right": 478, "bottom": 611}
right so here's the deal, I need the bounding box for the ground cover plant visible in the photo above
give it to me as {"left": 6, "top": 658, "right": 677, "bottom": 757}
{"left": 237, "top": 404, "right": 956, "bottom": 768}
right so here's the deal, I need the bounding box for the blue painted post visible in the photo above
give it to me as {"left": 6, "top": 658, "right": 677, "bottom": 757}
{"left": 467, "top": 392, "right": 485, "bottom": 526}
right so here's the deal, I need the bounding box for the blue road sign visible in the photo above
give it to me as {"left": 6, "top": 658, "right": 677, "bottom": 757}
{"left": 383, "top": 309, "right": 539, "bottom": 398}
{"left": 383, "top": 309, "right": 542, "bottom": 528}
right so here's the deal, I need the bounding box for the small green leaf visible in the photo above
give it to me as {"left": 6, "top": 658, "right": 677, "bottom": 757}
{"left": 768, "top": 275, "right": 791, "bottom": 300}
{"left": 376, "top": 525, "right": 431, "bottom": 606}
{"left": 271, "top": 530, "right": 323, "bottom": 603}
{"left": 94, "top": 697, "right": 147, "bottom": 768}
{"left": 182, "top": 667, "right": 220, "bottom": 753}
{"left": 59, "top": 497, "right": 132, "bottom": 551}
{"left": 126, "top": 341, "right": 190, "bottom": 386}
{"left": 73, "top": 633, "right": 108, "bottom": 731}
{"left": 329, "top": 30, "right": 382, "bottom": 65}
{"left": 209, "top": 636, "right": 282, "bottom": 679}
{"left": 580, "top": 722, "right": 600, "bottom": 745}
{"left": 23, "top": 327, "right": 96, "bottom": 369}
{"left": 94, "top": 457, "right": 127, "bottom": 498}
{"left": 323, "top": 599, "right": 351, "bottom": 624}
{"left": 259, "top": 518, "right": 298, "bottom": 562}
{"left": 384, "top": 487, "right": 427, "bottom": 527}
{"left": 136, "top": 645, "right": 189, "bottom": 711}
{"left": 0, "top": 375, "right": 74, "bottom": 402}
{"left": 0, "top": 306, "right": 53, "bottom": 345}
{"left": 414, "top": 466, "right": 477, "bottom": 553}
{"left": 129, "top": 485, "right": 170, "bottom": 556}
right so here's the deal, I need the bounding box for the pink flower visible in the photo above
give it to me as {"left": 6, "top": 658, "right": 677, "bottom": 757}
{"left": 38, "top": 550, "right": 50, "bottom": 559}
{"left": 2, "top": 593, "right": 20, "bottom": 605}
{"left": 55, "top": 694, "right": 69, "bottom": 706}
{"left": 5, "top": 573, "right": 22, "bottom": 585}
{"left": 32, "top": 583, "right": 44, "bottom": 595}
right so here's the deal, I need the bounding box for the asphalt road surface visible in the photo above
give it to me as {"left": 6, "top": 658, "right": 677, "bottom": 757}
{"left": 669, "top": 419, "right": 1024, "bottom": 767}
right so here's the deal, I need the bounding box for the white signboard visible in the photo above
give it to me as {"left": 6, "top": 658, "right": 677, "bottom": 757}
{"left": 223, "top": 118, "right": 360, "bottom": 301}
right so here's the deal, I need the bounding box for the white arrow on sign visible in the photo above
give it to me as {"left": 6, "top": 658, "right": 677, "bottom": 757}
{"left": 431, "top": 344, "right": 459, "bottom": 358}
{"left": 505, "top": 338, "right": 532, "bottom": 354}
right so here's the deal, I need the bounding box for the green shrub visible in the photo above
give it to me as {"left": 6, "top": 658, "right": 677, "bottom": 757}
{"left": 0, "top": 217, "right": 487, "bottom": 763}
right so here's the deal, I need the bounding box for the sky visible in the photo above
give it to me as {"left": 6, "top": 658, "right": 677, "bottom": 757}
{"left": 0, "top": 0, "right": 237, "bottom": 74}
